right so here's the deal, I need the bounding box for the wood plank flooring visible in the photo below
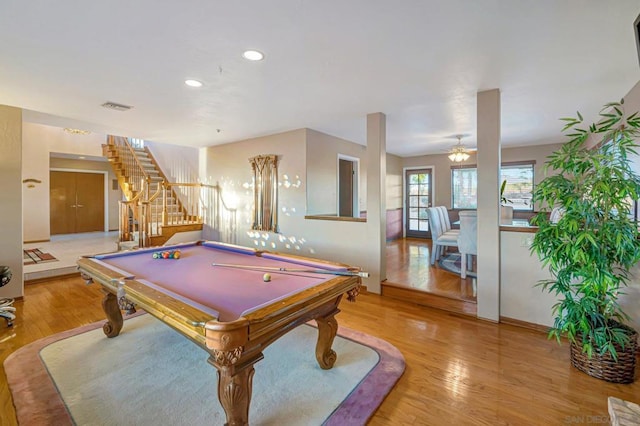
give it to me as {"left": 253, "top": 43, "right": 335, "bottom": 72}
{"left": 384, "top": 238, "right": 477, "bottom": 315}
{"left": 385, "top": 238, "right": 476, "bottom": 300}
{"left": 2, "top": 276, "right": 639, "bottom": 425}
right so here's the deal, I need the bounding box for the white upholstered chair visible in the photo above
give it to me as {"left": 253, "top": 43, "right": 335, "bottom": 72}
{"left": 550, "top": 207, "right": 565, "bottom": 224}
{"left": 436, "top": 206, "right": 459, "bottom": 236}
{"left": 457, "top": 210, "right": 477, "bottom": 279}
{"left": 427, "top": 207, "right": 459, "bottom": 265}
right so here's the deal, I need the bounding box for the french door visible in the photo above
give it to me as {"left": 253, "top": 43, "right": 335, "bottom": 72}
{"left": 405, "top": 168, "right": 433, "bottom": 238}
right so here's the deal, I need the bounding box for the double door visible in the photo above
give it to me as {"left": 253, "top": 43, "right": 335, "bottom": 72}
{"left": 50, "top": 171, "right": 104, "bottom": 235}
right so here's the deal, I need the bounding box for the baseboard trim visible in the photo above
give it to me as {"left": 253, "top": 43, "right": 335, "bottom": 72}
{"left": 25, "top": 272, "right": 80, "bottom": 285}
{"left": 23, "top": 239, "right": 50, "bottom": 244}
{"left": 381, "top": 282, "right": 477, "bottom": 317}
{"left": 499, "top": 316, "right": 550, "bottom": 333}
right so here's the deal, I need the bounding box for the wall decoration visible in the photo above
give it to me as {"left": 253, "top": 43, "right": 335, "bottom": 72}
{"left": 22, "top": 178, "right": 42, "bottom": 189}
{"left": 249, "top": 154, "right": 278, "bottom": 232}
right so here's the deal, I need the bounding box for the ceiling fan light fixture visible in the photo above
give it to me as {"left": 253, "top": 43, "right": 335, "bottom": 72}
{"left": 448, "top": 135, "right": 470, "bottom": 162}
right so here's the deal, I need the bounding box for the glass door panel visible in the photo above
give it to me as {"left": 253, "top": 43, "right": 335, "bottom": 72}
{"left": 405, "top": 169, "right": 432, "bottom": 238}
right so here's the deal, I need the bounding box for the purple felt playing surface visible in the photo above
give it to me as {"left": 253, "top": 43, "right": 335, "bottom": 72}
{"left": 95, "top": 242, "right": 337, "bottom": 321}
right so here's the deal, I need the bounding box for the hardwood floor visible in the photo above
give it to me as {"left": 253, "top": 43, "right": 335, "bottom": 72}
{"left": 385, "top": 238, "right": 476, "bottom": 301}
{"left": 384, "top": 238, "right": 477, "bottom": 315}
{"left": 2, "top": 276, "right": 638, "bottom": 425}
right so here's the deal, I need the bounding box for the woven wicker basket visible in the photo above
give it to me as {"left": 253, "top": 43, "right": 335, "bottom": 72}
{"left": 570, "top": 326, "right": 638, "bottom": 384}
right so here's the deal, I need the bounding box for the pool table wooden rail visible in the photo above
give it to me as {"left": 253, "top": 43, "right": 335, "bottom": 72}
{"left": 78, "top": 257, "right": 360, "bottom": 349}
{"left": 77, "top": 248, "right": 362, "bottom": 426}
{"left": 78, "top": 257, "right": 217, "bottom": 346}
{"left": 236, "top": 274, "right": 359, "bottom": 347}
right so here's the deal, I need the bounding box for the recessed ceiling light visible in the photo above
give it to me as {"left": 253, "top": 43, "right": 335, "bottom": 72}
{"left": 185, "top": 79, "right": 203, "bottom": 87}
{"left": 242, "top": 50, "right": 264, "bottom": 61}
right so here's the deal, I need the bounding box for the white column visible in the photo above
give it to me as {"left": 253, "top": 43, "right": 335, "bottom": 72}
{"left": 0, "top": 105, "right": 23, "bottom": 299}
{"left": 476, "top": 89, "right": 501, "bottom": 321}
{"left": 366, "top": 112, "right": 386, "bottom": 293}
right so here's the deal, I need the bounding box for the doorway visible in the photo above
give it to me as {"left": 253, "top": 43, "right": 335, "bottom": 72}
{"left": 405, "top": 168, "right": 433, "bottom": 238}
{"left": 50, "top": 171, "right": 105, "bottom": 234}
{"left": 337, "top": 155, "right": 359, "bottom": 218}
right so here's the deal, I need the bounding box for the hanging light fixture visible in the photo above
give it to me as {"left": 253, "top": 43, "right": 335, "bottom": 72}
{"left": 448, "top": 135, "right": 470, "bottom": 162}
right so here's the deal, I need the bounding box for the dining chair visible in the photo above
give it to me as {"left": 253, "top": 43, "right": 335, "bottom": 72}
{"left": 436, "top": 206, "right": 459, "bottom": 235}
{"left": 550, "top": 207, "right": 565, "bottom": 223}
{"left": 457, "top": 210, "right": 477, "bottom": 279}
{"left": 427, "top": 207, "right": 459, "bottom": 265}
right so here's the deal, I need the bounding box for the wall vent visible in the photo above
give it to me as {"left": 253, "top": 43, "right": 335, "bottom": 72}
{"left": 101, "top": 102, "right": 133, "bottom": 111}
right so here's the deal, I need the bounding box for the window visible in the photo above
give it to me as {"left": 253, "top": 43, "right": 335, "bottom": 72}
{"left": 452, "top": 167, "right": 477, "bottom": 209}
{"left": 500, "top": 163, "right": 534, "bottom": 211}
{"left": 451, "top": 162, "right": 534, "bottom": 211}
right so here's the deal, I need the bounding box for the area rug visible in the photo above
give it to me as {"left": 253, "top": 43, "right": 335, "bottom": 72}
{"left": 5, "top": 314, "right": 404, "bottom": 426}
{"left": 438, "top": 252, "right": 477, "bottom": 278}
{"left": 23, "top": 248, "right": 58, "bottom": 265}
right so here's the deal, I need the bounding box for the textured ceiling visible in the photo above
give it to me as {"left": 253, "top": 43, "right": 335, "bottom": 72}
{"left": 1, "top": 1, "right": 639, "bottom": 156}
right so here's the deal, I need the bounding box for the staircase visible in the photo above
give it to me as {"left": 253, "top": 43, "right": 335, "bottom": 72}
{"left": 103, "top": 136, "right": 203, "bottom": 247}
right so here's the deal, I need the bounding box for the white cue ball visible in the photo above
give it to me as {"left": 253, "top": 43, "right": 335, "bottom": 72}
{"left": 263, "top": 273, "right": 271, "bottom": 282}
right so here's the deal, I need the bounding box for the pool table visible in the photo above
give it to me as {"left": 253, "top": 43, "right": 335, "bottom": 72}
{"left": 77, "top": 240, "right": 363, "bottom": 426}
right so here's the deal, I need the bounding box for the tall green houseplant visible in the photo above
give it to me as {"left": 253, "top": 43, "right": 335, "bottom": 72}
{"left": 531, "top": 100, "right": 640, "bottom": 383}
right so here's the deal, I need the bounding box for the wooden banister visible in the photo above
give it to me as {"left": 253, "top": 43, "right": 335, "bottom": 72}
{"left": 107, "top": 135, "right": 237, "bottom": 248}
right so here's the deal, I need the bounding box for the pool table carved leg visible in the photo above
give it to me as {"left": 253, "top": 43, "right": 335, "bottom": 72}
{"left": 216, "top": 363, "right": 255, "bottom": 426}
{"left": 347, "top": 284, "right": 361, "bottom": 302}
{"left": 315, "top": 314, "right": 338, "bottom": 369}
{"left": 101, "top": 292, "right": 123, "bottom": 338}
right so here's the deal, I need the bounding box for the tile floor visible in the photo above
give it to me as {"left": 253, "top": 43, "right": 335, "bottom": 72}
{"left": 23, "top": 232, "right": 120, "bottom": 281}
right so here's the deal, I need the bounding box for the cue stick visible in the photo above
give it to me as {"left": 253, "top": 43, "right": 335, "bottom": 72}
{"left": 211, "top": 262, "right": 370, "bottom": 278}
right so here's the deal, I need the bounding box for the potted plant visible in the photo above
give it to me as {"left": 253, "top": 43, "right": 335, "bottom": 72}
{"left": 531, "top": 100, "right": 640, "bottom": 383}
{"left": 500, "top": 179, "right": 513, "bottom": 224}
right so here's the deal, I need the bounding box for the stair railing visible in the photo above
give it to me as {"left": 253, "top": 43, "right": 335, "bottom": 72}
{"left": 118, "top": 179, "right": 164, "bottom": 247}
{"left": 164, "top": 182, "right": 238, "bottom": 244}
{"left": 108, "top": 135, "right": 161, "bottom": 246}
{"left": 108, "top": 136, "right": 237, "bottom": 247}
{"left": 107, "top": 135, "right": 153, "bottom": 200}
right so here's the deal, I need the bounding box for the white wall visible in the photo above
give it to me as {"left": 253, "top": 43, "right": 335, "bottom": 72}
{"left": 502, "top": 143, "right": 564, "bottom": 211}
{"left": 49, "top": 157, "right": 121, "bottom": 232}
{"left": 498, "top": 80, "right": 640, "bottom": 329}
{"left": 20, "top": 125, "right": 200, "bottom": 242}
{"left": 202, "top": 129, "right": 376, "bottom": 291}
{"left": 0, "top": 106, "right": 23, "bottom": 299}
{"left": 402, "top": 153, "right": 456, "bottom": 208}
{"left": 386, "top": 153, "right": 403, "bottom": 210}
{"left": 146, "top": 140, "right": 199, "bottom": 183}
{"left": 306, "top": 129, "right": 367, "bottom": 216}
{"left": 401, "top": 143, "right": 563, "bottom": 210}
{"left": 305, "top": 131, "right": 403, "bottom": 215}
{"left": 22, "top": 123, "right": 107, "bottom": 241}
{"left": 615, "top": 80, "right": 640, "bottom": 331}
{"left": 500, "top": 231, "right": 557, "bottom": 326}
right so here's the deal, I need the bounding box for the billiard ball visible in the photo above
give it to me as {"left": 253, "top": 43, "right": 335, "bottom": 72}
{"left": 263, "top": 273, "right": 271, "bottom": 282}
